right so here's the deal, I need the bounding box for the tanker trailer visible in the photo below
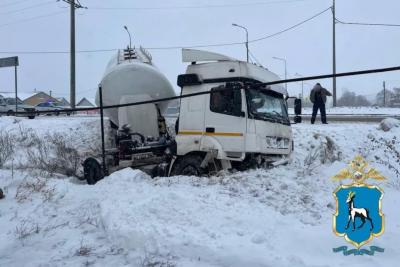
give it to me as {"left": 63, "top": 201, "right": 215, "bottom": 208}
{"left": 96, "top": 47, "right": 176, "bottom": 137}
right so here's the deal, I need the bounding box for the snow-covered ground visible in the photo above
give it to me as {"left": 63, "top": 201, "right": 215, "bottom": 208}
{"left": 0, "top": 116, "right": 399, "bottom": 266}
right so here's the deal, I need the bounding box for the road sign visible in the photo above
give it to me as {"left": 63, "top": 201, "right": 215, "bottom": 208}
{"left": 0, "top": 56, "right": 19, "bottom": 68}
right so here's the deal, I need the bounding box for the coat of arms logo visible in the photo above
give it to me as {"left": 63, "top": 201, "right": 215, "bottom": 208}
{"left": 331, "top": 155, "right": 385, "bottom": 255}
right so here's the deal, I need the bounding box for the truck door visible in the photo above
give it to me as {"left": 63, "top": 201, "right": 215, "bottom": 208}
{"left": 204, "top": 84, "right": 246, "bottom": 157}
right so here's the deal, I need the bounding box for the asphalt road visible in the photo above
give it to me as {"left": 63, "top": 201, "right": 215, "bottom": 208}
{"left": 290, "top": 114, "right": 400, "bottom": 123}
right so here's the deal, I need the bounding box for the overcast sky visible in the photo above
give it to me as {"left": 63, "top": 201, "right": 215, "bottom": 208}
{"left": 0, "top": 0, "right": 399, "bottom": 103}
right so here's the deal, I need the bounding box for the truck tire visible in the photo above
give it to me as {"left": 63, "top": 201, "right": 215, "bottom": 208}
{"left": 170, "top": 154, "right": 207, "bottom": 176}
{"left": 28, "top": 115, "right": 35, "bottom": 119}
{"left": 7, "top": 110, "right": 14, "bottom": 116}
{"left": 83, "top": 158, "right": 104, "bottom": 185}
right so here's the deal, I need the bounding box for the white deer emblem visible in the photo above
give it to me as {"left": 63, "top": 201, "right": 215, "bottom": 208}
{"left": 345, "top": 191, "right": 374, "bottom": 231}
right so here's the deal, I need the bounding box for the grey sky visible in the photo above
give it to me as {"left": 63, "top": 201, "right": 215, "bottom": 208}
{"left": 0, "top": 0, "right": 399, "bottom": 103}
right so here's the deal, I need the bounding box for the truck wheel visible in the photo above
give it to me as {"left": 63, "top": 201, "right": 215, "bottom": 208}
{"left": 170, "top": 154, "right": 206, "bottom": 176}
{"left": 7, "top": 110, "right": 14, "bottom": 116}
{"left": 28, "top": 115, "right": 35, "bottom": 119}
{"left": 83, "top": 158, "right": 104, "bottom": 185}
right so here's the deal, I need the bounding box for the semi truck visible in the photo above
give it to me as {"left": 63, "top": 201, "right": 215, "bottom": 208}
{"left": 83, "top": 47, "right": 301, "bottom": 184}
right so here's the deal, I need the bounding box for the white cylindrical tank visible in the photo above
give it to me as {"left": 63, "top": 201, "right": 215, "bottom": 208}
{"left": 96, "top": 48, "right": 176, "bottom": 128}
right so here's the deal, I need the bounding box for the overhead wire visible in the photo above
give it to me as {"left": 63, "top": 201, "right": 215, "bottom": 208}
{"left": 336, "top": 18, "right": 400, "bottom": 27}
{"left": 0, "top": 0, "right": 31, "bottom": 8}
{"left": 249, "top": 6, "right": 331, "bottom": 43}
{"left": 88, "top": 0, "right": 306, "bottom": 10}
{"left": 0, "top": 10, "right": 68, "bottom": 28}
{"left": 0, "top": 1, "right": 56, "bottom": 15}
{"left": 0, "top": 6, "right": 331, "bottom": 53}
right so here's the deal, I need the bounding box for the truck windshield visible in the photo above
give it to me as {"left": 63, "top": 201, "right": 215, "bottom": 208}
{"left": 246, "top": 88, "right": 289, "bottom": 124}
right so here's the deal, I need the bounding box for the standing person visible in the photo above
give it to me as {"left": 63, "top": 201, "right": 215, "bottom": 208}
{"left": 310, "top": 83, "right": 332, "bottom": 124}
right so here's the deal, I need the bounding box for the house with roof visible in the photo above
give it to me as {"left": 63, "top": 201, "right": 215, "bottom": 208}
{"left": 76, "top": 97, "right": 98, "bottom": 114}
{"left": 77, "top": 97, "right": 96, "bottom": 107}
{"left": 22, "top": 91, "right": 60, "bottom": 106}
{"left": 55, "top": 97, "right": 70, "bottom": 107}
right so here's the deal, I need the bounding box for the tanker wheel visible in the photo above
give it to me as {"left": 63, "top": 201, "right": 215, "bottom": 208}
{"left": 83, "top": 158, "right": 104, "bottom": 185}
{"left": 170, "top": 154, "right": 207, "bottom": 176}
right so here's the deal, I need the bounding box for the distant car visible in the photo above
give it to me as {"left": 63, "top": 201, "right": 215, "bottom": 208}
{"left": 35, "top": 102, "right": 69, "bottom": 116}
{"left": 0, "top": 98, "right": 36, "bottom": 119}
{"left": 53, "top": 102, "right": 72, "bottom": 115}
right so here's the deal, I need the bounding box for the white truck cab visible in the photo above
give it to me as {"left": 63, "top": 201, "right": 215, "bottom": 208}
{"left": 171, "top": 49, "right": 297, "bottom": 175}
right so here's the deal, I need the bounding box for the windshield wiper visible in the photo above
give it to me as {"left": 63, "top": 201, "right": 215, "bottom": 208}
{"left": 265, "top": 111, "right": 290, "bottom": 124}
{"left": 253, "top": 113, "right": 280, "bottom": 122}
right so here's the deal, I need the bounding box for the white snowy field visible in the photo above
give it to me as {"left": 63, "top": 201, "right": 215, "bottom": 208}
{"left": 0, "top": 116, "right": 400, "bottom": 267}
{"left": 288, "top": 106, "right": 400, "bottom": 115}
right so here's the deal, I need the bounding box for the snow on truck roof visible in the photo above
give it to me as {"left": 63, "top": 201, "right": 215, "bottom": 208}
{"left": 182, "top": 49, "right": 288, "bottom": 96}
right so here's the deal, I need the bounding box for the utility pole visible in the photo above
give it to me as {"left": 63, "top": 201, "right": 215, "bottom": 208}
{"left": 332, "top": 0, "right": 337, "bottom": 107}
{"left": 383, "top": 81, "right": 386, "bottom": 107}
{"left": 61, "top": 0, "right": 86, "bottom": 109}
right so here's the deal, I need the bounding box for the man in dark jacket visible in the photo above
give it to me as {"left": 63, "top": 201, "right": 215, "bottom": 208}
{"left": 310, "top": 83, "right": 332, "bottom": 124}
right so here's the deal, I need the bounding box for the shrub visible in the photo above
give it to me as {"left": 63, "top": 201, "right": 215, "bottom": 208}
{"left": 25, "top": 132, "right": 80, "bottom": 177}
{"left": 0, "top": 130, "right": 14, "bottom": 168}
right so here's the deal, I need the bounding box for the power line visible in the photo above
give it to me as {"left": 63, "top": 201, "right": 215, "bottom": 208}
{"left": 0, "top": 0, "right": 31, "bottom": 8}
{"left": 119, "top": 6, "right": 333, "bottom": 51}
{"left": 0, "top": 49, "right": 117, "bottom": 54}
{"left": 0, "top": 6, "right": 330, "bottom": 53}
{"left": 0, "top": 1, "right": 56, "bottom": 15}
{"left": 336, "top": 18, "right": 400, "bottom": 27}
{"left": 249, "top": 6, "right": 331, "bottom": 42}
{"left": 88, "top": 0, "right": 305, "bottom": 11}
{"left": 0, "top": 10, "right": 68, "bottom": 28}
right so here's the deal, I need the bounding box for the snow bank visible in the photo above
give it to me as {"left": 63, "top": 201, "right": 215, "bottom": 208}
{"left": 378, "top": 118, "right": 400, "bottom": 132}
{"left": 1, "top": 117, "right": 400, "bottom": 266}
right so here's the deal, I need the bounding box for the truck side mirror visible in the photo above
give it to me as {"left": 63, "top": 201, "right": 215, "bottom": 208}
{"left": 294, "top": 98, "right": 302, "bottom": 115}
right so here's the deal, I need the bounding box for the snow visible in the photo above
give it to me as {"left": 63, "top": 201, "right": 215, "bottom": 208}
{"left": 0, "top": 116, "right": 400, "bottom": 266}
{"left": 379, "top": 118, "right": 400, "bottom": 131}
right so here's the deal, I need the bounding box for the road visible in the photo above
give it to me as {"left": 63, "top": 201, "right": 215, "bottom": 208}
{"left": 290, "top": 114, "right": 400, "bottom": 123}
